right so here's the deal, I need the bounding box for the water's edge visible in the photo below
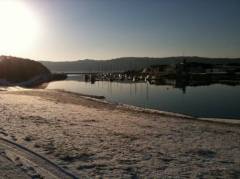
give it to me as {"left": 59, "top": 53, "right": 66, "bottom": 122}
{"left": 2, "top": 87, "right": 240, "bottom": 124}
{"left": 63, "top": 89, "right": 240, "bottom": 125}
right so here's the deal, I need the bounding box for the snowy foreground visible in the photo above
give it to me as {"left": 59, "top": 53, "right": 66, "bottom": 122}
{"left": 0, "top": 89, "right": 240, "bottom": 178}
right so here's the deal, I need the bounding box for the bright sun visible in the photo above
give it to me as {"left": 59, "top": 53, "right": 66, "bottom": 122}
{"left": 0, "top": 1, "right": 41, "bottom": 54}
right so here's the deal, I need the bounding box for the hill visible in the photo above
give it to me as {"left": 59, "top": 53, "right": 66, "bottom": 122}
{"left": 40, "top": 56, "right": 240, "bottom": 73}
{"left": 0, "top": 56, "right": 51, "bottom": 86}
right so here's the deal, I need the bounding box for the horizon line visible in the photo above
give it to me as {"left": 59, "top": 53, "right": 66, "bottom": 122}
{"left": 1, "top": 55, "right": 240, "bottom": 62}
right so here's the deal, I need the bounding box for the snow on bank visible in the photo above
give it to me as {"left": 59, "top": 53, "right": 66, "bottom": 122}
{"left": 0, "top": 86, "right": 30, "bottom": 91}
{"left": 41, "top": 89, "right": 240, "bottom": 124}
{"left": 0, "top": 90, "right": 240, "bottom": 178}
{"left": 199, "top": 118, "right": 240, "bottom": 125}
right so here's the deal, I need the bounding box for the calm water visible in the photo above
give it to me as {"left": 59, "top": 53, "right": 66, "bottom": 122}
{"left": 46, "top": 75, "right": 240, "bottom": 119}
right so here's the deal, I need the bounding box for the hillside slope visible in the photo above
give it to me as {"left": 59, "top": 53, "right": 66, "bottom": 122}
{"left": 40, "top": 56, "right": 240, "bottom": 73}
{"left": 0, "top": 56, "right": 51, "bottom": 85}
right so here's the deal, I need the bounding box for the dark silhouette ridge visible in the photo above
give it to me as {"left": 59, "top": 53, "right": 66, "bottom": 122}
{"left": 40, "top": 56, "right": 240, "bottom": 73}
{"left": 0, "top": 56, "right": 66, "bottom": 87}
{"left": 0, "top": 55, "right": 50, "bottom": 82}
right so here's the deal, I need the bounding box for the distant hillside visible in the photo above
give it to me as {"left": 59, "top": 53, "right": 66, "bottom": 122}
{"left": 0, "top": 56, "right": 50, "bottom": 85}
{"left": 40, "top": 57, "right": 240, "bottom": 73}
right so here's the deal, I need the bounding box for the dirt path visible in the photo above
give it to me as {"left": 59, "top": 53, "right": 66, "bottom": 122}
{"left": 0, "top": 137, "right": 76, "bottom": 179}
{"left": 0, "top": 153, "right": 30, "bottom": 179}
{"left": 0, "top": 89, "right": 240, "bottom": 178}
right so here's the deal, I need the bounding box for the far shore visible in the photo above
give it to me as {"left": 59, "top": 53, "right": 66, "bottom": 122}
{"left": 0, "top": 89, "right": 240, "bottom": 178}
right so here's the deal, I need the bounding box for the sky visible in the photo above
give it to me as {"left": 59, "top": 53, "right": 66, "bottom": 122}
{"left": 1, "top": 0, "right": 240, "bottom": 61}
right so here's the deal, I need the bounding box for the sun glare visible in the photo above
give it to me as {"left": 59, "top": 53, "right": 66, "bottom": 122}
{"left": 0, "top": 1, "right": 41, "bottom": 54}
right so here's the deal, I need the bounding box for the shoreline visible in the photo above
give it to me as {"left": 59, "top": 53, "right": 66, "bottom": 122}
{"left": 4, "top": 87, "right": 240, "bottom": 124}
{"left": 48, "top": 89, "right": 240, "bottom": 126}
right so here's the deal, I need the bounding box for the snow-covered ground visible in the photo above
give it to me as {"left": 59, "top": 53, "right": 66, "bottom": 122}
{"left": 0, "top": 89, "right": 240, "bottom": 178}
